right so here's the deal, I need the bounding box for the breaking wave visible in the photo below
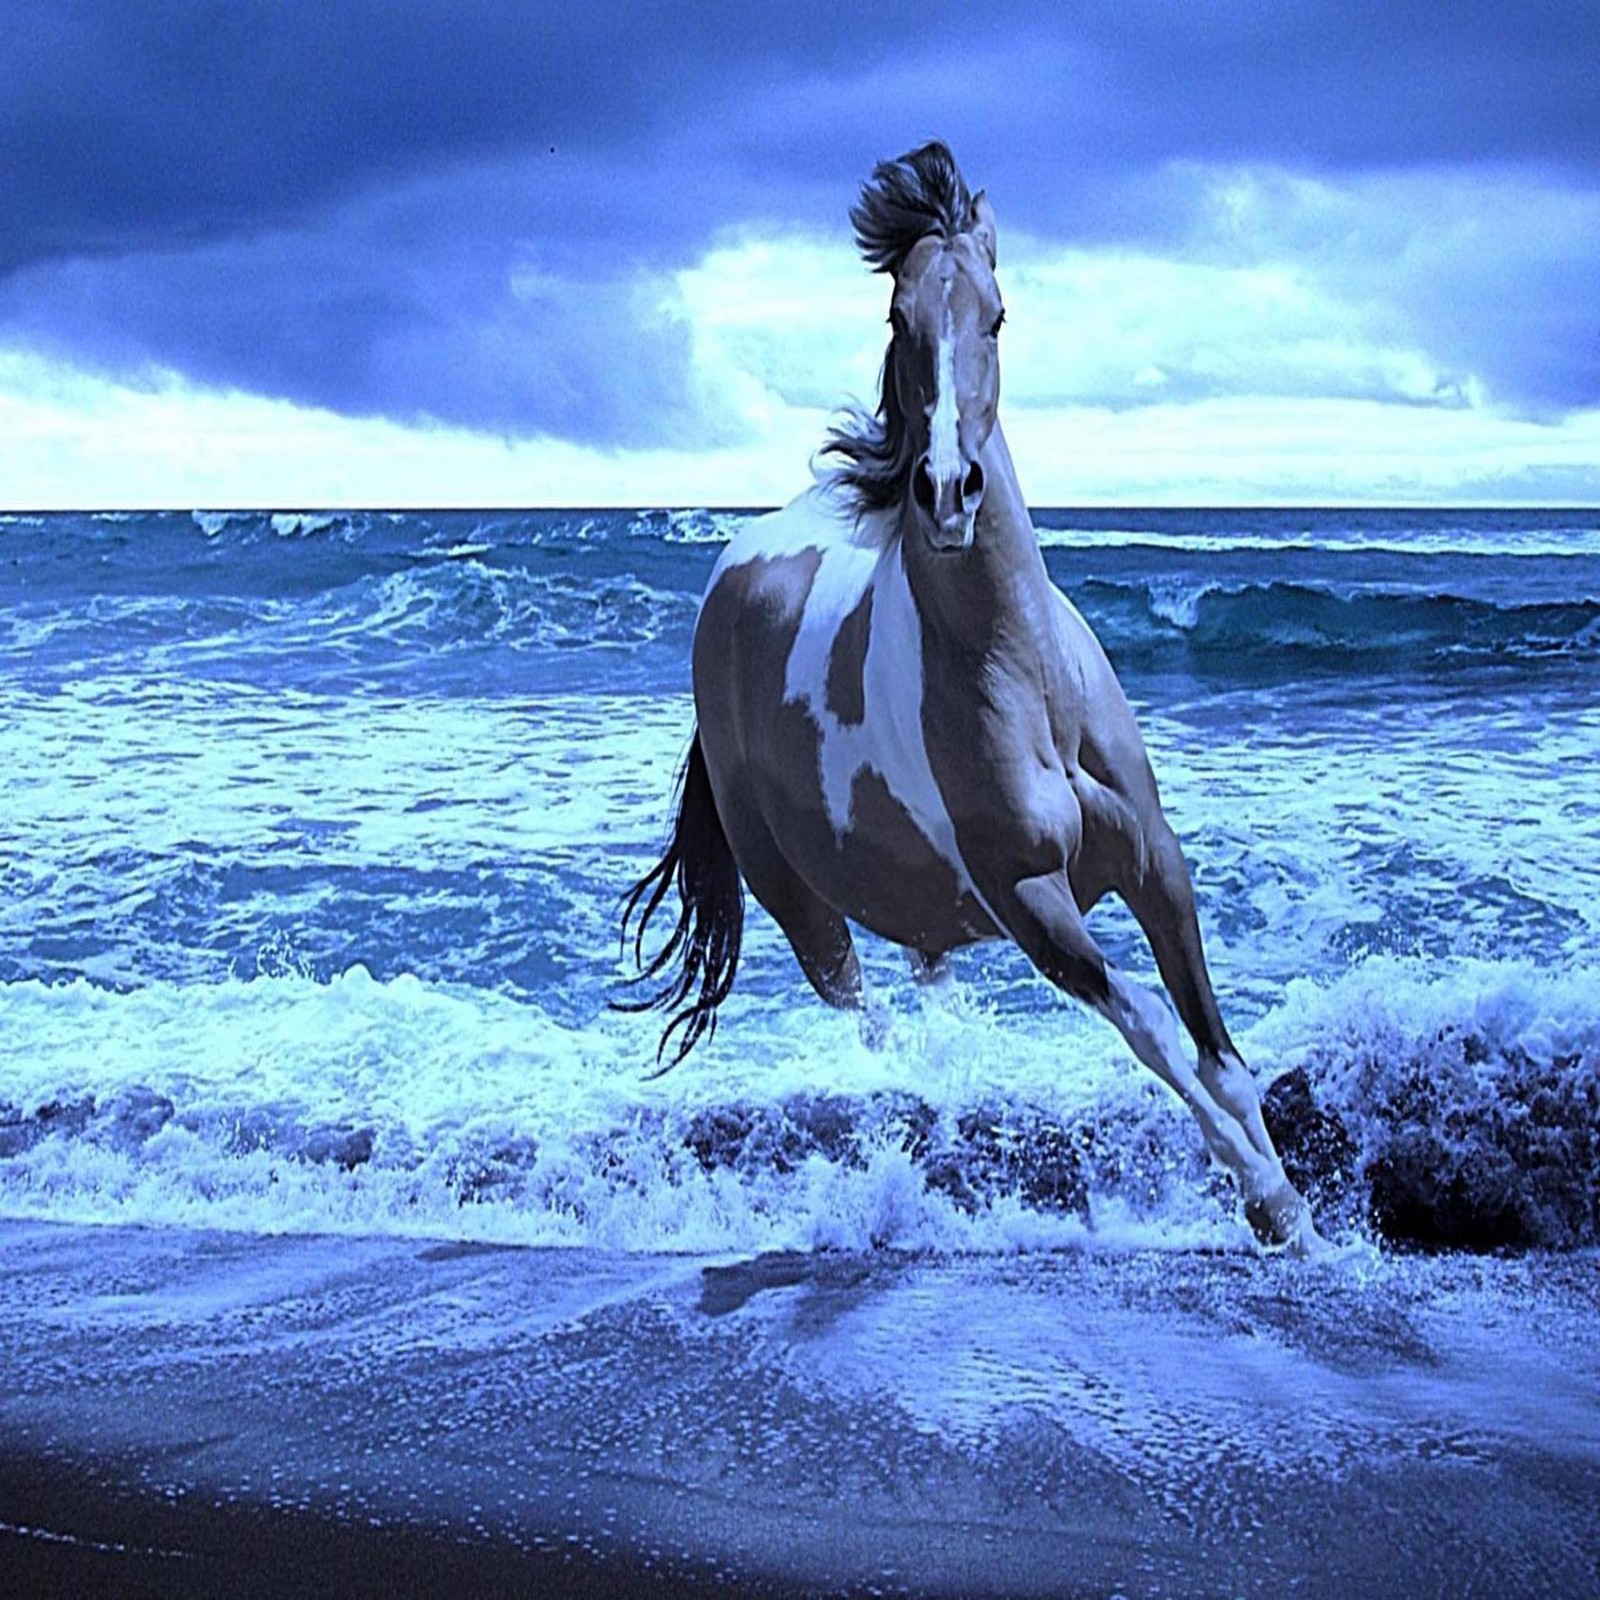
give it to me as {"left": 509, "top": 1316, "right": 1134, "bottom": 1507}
{"left": 1072, "top": 577, "right": 1600, "bottom": 668}
{"left": 1, "top": 955, "right": 1593, "bottom": 1255}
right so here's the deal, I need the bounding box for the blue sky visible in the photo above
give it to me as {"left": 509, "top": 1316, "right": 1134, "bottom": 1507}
{"left": 2, "top": 1, "right": 1597, "bottom": 507}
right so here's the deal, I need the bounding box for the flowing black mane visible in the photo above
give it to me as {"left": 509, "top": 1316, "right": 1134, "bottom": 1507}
{"left": 849, "top": 140, "right": 974, "bottom": 277}
{"left": 823, "top": 141, "right": 975, "bottom": 513}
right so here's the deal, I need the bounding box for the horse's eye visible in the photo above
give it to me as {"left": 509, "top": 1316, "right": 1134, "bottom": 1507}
{"left": 989, "top": 310, "right": 1006, "bottom": 338}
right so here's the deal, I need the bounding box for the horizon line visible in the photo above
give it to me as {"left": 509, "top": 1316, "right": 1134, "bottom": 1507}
{"left": 5, "top": 500, "right": 1599, "bottom": 518}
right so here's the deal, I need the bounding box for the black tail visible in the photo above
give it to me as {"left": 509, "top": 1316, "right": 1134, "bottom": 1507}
{"left": 613, "top": 731, "right": 745, "bottom": 1072}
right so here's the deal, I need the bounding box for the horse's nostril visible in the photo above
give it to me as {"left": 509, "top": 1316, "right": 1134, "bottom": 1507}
{"left": 963, "top": 460, "right": 985, "bottom": 505}
{"left": 912, "top": 457, "right": 936, "bottom": 513}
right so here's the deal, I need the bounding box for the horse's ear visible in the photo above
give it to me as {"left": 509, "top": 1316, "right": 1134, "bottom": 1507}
{"left": 969, "top": 190, "right": 997, "bottom": 267}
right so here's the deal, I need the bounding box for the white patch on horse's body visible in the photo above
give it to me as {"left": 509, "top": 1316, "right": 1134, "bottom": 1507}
{"left": 782, "top": 537, "right": 878, "bottom": 828}
{"left": 857, "top": 542, "right": 974, "bottom": 886}
{"left": 708, "top": 481, "right": 888, "bottom": 589}
{"left": 707, "top": 485, "right": 978, "bottom": 893}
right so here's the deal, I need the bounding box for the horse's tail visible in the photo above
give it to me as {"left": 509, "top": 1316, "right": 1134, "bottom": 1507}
{"left": 613, "top": 730, "right": 745, "bottom": 1072}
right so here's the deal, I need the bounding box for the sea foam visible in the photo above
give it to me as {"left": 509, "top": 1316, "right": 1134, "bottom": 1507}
{"left": 1, "top": 951, "right": 1593, "bottom": 1255}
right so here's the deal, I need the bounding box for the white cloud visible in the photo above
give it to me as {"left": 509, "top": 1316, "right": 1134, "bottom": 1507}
{"left": 1168, "top": 161, "right": 1600, "bottom": 415}
{"left": 6, "top": 340, "right": 1598, "bottom": 509}
{"left": 674, "top": 232, "right": 887, "bottom": 417}
{"left": 1003, "top": 396, "right": 1600, "bottom": 505}
{"left": 5, "top": 177, "right": 1600, "bottom": 509}
{"left": 0, "top": 346, "right": 818, "bottom": 509}
{"left": 999, "top": 243, "right": 1474, "bottom": 408}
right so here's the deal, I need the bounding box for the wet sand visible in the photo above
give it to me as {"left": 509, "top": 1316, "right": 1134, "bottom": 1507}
{"left": 1, "top": 1220, "right": 1597, "bottom": 1597}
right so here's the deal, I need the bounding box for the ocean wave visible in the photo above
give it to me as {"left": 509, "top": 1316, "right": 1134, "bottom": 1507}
{"left": 1, "top": 955, "right": 1592, "bottom": 1255}
{"left": 10, "top": 511, "right": 1596, "bottom": 662}
{"left": 1071, "top": 576, "right": 1600, "bottom": 666}
{"left": 192, "top": 509, "right": 242, "bottom": 539}
{"left": 270, "top": 511, "right": 356, "bottom": 539}
{"left": 27, "top": 558, "right": 1583, "bottom": 683}
{"left": 2, "top": 560, "right": 701, "bottom": 686}
{"left": 642, "top": 508, "right": 757, "bottom": 545}
{"left": 345, "top": 561, "right": 700, "bottom": 655}
{"left": 1035, "top": 518, "right": 1600, "bottom": 560}
{"left": 183, "top": 509, "right": 373, "bottom": 542}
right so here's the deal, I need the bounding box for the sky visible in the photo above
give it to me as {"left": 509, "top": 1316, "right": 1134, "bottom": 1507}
{"left": 2, "top": 1, "right": 1597, "bottom": 508}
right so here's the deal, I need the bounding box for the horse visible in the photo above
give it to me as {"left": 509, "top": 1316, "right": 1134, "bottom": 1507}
{"left": 620, "top": 141, "right": 1321, "bottom": 1253}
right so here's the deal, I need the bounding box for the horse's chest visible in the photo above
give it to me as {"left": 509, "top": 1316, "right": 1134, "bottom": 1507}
{"left": 783, "top": 548, "right": 957, "bottom": 855}
{"left": 922, "top": 668, "right": 1076, "bottom": 880}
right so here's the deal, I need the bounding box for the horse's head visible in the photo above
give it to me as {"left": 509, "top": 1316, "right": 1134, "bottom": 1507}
{"left": 825, "top": 143, "right": 1004, "bottom": 553}
{"left": 888, "top": 199, "right": 1002, "bottom": 552}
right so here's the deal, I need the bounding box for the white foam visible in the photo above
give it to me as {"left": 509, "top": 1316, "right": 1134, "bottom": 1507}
{"left": 4, "top": 943, "right": 1591, "bottom": 1255}
{"left": 1146, "top": 579, "right": 1216, "bottom": 630}
{"left": 270, "top": 512, "right": 342, "bottom": 539}
{"left": 0, "top": 959, "right": 1221, "bottom": 1253}
{"left": 1034, "top": 523, "right": 1600, "bottom": 559}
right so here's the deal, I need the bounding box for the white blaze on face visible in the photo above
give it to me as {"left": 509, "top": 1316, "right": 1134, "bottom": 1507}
{"left": 927, "top": 286, "right": 960, "bottom": 489}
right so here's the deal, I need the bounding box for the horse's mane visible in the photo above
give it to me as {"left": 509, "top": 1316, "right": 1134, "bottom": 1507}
{"left": 848, "top": 140, "right": 974, "bottom": 277}
{"left": 822, "top": 141, "right": 975, "bottom": 514}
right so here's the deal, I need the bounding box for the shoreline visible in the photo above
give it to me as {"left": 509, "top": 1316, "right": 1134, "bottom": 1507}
{"left": 2, "top": 1219, "right": 1597, "bottom": 1597}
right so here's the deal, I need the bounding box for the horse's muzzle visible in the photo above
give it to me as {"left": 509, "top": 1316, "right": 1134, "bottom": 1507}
{"left": 912, "top": 453, "right": 985, "bottom": 551}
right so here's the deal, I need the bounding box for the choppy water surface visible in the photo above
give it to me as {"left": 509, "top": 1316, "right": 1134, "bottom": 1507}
{"left": 2, "top": 505, "right": 1596, "bottom": 1253}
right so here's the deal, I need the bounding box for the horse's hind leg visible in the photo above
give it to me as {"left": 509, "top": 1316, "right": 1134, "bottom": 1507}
{"left": 999, "top": 869, "right": 1310, "bottom": 1247}
{"left": 725, "top": 815, "right": 862, "bottom": 1010}
{"left": 775, "top": 889, "right": 861, "bottom": 1011}
{"left": 1121, "top": 824, "right": 1316, "bottom": 1244}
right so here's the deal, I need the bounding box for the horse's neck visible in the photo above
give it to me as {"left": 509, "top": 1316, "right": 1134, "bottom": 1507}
{"left": 901, "top": 422, "right": 1052, "bottom": 663}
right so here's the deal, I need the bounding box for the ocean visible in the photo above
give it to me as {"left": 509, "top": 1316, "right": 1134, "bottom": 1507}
{"left": 2, "top": 504, "right": 1597, "bottom": 1258}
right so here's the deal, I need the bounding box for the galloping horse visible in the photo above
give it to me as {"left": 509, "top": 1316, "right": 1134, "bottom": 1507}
{"left": 622, "top": 142, "right": 1319, "bottom": 1252}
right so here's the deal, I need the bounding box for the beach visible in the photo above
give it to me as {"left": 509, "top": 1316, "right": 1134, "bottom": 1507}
{"left": 3, "top": 1219, "right": 1597, "bottom": 1596}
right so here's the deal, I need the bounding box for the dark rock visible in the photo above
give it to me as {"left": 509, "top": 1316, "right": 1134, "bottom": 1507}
{"left": 34, "top": 1097, "right": 97, "bottom": 1134}
{"left": 1367, "top": 1132, "right": 1536, "bottom": 1253}
{"left": 1271, "top": 1039, "right": 1599, "bottom": 1254}
{"left": 879, "top": 1092, "right": 938, "bottom": 1161}
{"left": 684, "top": 1106, "right": 754, "bottom": 1173}
{"left": 0, "top": 1096, "right": 96, "bottom": 1158}
{"left": 104, "top": 1087, "right": 175, "bottom": 1148}
{"left": 940, "top": 1106, "right": 1089, "bottom": 1218}
{"left": 1020, "top": 1127, "right": 1088, "bottom": 1213}
{"left": 686, "top": 1093, "right": 921, "bottom": 1179}
{"left": 923, "top": 1155, "right": 977, "bottom": 1211}
{"left": 225, "top": 1109, "right": 282, "bottom": 1154}
{"left": 797, "top": 1096, "right": 856, "bottom": 1164}
{"left": 302, "top": 1125, "right": 376, "bottom": 1170}
{"left": 0, "top": 1102, "right": 39, "bottom": 1159}
{"left": 447, "top": 1136, "right": 539, "bottom": 1203}
{"left": 1262, "top": 1067, "right": 1359, "bottom": 1222}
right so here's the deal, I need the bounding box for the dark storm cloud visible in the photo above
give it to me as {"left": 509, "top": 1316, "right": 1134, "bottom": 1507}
{"left": 0, "top": 156, "right": 753, "bottom": 446}
{"left": 2, "top": 0, "right": 1597, "bottom": 438}
{"left": 0, "top": 0, "right": 886, "bottom": 274}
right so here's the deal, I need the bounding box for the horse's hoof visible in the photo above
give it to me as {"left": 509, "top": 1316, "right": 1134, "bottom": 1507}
{"left": 1281, "top": 1215, "right": 1333, "bottom": 1260}
{"left": 1246, "top": 1183, "right": 1326, "bottom": 1256}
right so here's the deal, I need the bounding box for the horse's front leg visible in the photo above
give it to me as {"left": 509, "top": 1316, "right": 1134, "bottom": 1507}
{"left": 1118, "top": 822, "right": 1324, "bottom": 1250}
{"left": 991, "top": 866, "right": 1317, "bottom": 1251}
